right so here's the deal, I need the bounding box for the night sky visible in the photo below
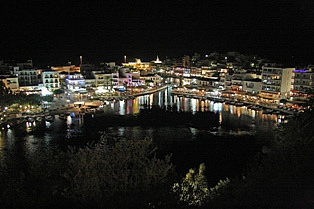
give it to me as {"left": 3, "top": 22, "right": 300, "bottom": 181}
{"left": 1, "top": 0, "right": 314, "bottom": 66}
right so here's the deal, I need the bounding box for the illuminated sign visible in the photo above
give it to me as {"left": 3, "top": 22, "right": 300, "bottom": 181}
{"left": 294, "top": 70, "right": 307, "bottom": 73}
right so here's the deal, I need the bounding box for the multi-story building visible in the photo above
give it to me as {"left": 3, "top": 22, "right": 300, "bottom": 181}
{"left": 243, "top": 78, "right": 262, "bottom": 94}
{"left": 291, "top": 68, "right": 314, "bottom": 101}
{"left": 65, "top": 73, "right": 86, "bottom": 92}
{"left": 118, "top": 68, "right": 132, "bottom": 87}
{"left": 197, "top": 77, "right": 216, "bottom": 87}
{"left": 122, "top": 58, "right": 151, "bottom": 70}
{"left": 80, "top": 64, "right": 95, "bottom": 77}
{"left": 0, "top": 75, "right": 19, "bottom": 93}
{"left": 260, "top": 66, "right": 294, "bottom": 103}
{"left": 94, "top": 73, "right": 113, "bottom": 89}
{"left": 222, "top": 73, "right": 233, "bottom": 89}
{"left": 17, "top": 68, "right": 40, "bottom": 86}
{"left": 42, "top": 71, "right": 60, "bottom": 92}
{"left": 140, "top": 74, "right": 161, "bottom": 86}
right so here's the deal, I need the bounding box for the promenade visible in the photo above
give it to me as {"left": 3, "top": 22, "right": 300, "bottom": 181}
{"left": 170, "top": 90, "right": 298, "bottom": 115}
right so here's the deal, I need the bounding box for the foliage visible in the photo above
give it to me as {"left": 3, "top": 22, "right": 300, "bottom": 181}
{"left": 206, "top": 110, "right": 314, "bottom": 208}
{"left": 0, "top": 147, "right": 71, "bottom": 209}
{"left": 172, "top": 163, "right": 209, "bottom": 207}
{"left": 0, "top": 135, "right": 175, "bottom": 209}
{"left": 41, "top": 95, "right": 54, "bottom": 102}
{"left": 0, "top": 80, "right": 11, "bottom": 97}
{"left": 53, "top": 89, "right": 64, "bottom": 95}
{"left": 209, "top": 178, "right": 231, "bottom": 199}
{"left": 62, "top": 134, "right": 174, "bottom": 208}
{"left": 145, "top": 80, "right": 154, "bottom": 83}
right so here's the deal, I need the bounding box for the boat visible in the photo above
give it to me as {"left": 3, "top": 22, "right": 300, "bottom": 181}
{"left": 263, "top": 109, "right": 273, "bottom": 114}
{"left": 235, "top": 102, "right": 244, "bottom": 106}
{"left": 36, "top": 116, "right": 43, "bottom": 122}
{"left": 251, "top": 105, "right": 263, "bottom": 111}
{"left": 17, "top": 117, "right": 26, "bottom": 124}
{"left": 247, "top": 105, "right": 253, "bottom": 109}
{"left": 44, "top": 115, "right": 54, "bottom": 122}
{"left": 59, "top": 113, "right": 67, "bottom": 120}
{"left": 273, "top": 110, "right": 281, "bottom": 114}
{"left": 26, "top": 117, "right": 35, "bottom": 122}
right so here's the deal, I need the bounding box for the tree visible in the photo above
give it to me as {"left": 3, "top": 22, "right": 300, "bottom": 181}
{"left": 104, "top": 76, "right": 112, "bottom": 90}
{"left": 0, "top": 80, "right": 10, "bottom": 97}
{"left": 62, "top": 134, "right": 174, "bottom": 208}
{"left": 53, "top": 89, "right": 64, "bottom": 98}
{"left": 172, "top": 163, "right": 209, "bottom": 207}
{"left": 207, "top": 110, "right": 314, "bottom": 209}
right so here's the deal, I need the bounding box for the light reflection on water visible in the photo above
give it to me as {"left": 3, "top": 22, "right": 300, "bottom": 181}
{"left": 0, "top": 88, "right": 280, "bottom": 155}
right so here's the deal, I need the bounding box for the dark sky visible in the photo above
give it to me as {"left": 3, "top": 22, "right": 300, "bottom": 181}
{"left": 1, "top": 0, "right": 314, "bottom": 66}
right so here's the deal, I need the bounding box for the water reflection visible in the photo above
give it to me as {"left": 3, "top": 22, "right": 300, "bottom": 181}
{"left": 0, "top": 88, "right": 282, "bottom": 155}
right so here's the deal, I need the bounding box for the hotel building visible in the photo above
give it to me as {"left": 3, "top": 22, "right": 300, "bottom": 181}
{"left": 42, "top": 71, "right": 60, "bottom": 92}
{"left": 291, "top": 68, "right": 314, "bottom": 101}
{"left": 260, "top": 66, "right": 294, "bottom": 103}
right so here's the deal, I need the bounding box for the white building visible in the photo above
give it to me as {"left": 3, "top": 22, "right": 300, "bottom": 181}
{"left": 42, "top": 71, "right": 60, "bottom": 92}
{"left": 243, "top": 78, "right": 262, "bottom": 94}
{"left": 16, "top": 68, "right": 40, "bottom": 86}
{"left": 140, "top": 74, "right": 161, "bottom": 86}
{"left": 94, "top": 73, "right": 113, "bottom": 89}
{"left": 260, "top": 66, "right": 294, "bottom": 102}
{"left": 66, "top": 73, "right": 86, "bottom": 92}
{"left": 291, "top": 68, "right": 314, "bottom": 101}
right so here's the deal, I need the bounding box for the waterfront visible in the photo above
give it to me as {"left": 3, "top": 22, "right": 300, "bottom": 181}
{"left": 0, "top": 87, "right": 281, "bottom": 184}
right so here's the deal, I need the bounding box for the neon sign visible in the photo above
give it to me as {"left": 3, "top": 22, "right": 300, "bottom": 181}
{"left": 294, "top": 70, "right": 307, "bottom": 73}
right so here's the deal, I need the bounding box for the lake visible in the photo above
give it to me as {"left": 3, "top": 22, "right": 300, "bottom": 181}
{"left": 0, "top": 87, "right": 280, "bottom": 185}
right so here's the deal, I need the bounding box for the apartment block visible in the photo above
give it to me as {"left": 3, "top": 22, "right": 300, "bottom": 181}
{"left": 260, "top": 66, "right": 294, "bottom": 102}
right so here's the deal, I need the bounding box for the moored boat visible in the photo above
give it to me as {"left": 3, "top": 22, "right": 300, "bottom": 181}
{"left": 44, "top": 115, "right": 54, "bottom": 122}
{"left": 59, "top": 113, "right": 67, "bottom": 120}
{"left": 235, "top": 102, "right": 244, "bottom": 106}
{"left": 262, "top": 108, "right": 273, "bottom": 114}
{"left": 36, "top": 116, "right": 43, "bottom": 122}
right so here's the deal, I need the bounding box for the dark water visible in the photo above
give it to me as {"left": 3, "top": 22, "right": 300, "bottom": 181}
{"left": 0, "top": 87, "right": 280, "bottom": 184}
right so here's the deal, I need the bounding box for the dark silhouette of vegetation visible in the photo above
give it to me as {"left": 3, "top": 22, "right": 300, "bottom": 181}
{"left": 172, "top": 163, "right": 210, "bottom": 207}
{"left": 0, "top": 135, "right": 175, "bottom": 209}
{"left": 53, "top": 89, "right": 64, "bottom": 98}
{"left": 203, "top": 110, "right": 314, "bottom": 209}
{"left": 1, "top": 108, "right": 313, "bottom": 208}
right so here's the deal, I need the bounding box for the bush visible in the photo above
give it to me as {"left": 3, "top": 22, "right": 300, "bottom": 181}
{"left": 0, "top": 135, "right": 175, "bottom": 209}
{"left": 172, "top": 163, "right": 209, "bottom": 207}
{"left": 62, "top": 134, "right": 174, "bottom": 208}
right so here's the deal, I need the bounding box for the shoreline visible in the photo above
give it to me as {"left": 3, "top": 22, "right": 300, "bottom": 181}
{"left": 170, "top": 91, "right": 297, "bottom": 115}
{"left": 131, "top": 85, "right": 169, "bottom": 97}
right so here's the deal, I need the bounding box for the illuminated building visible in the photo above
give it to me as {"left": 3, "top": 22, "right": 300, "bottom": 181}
{"left": 122, "top": 58, "right": 152, "bottom": 70}
{"left": 0, "top": 75, "right": 19, "bottom": 93}
{"left": 243, "top": 78, "right": 262, "bottom": 94}
{"left": 291, "top": 68, "right": 314, "bottom": 101}
{"left": 140, "top": 74, "right": 161, "bottom": 86}
{"left": 51, "top": 65, "right": 80, "bottom": 73}
{"left": 65, "top": 73, "right": 86, "bottom": 92}
{"left": 42, "top": 71, "right": 60, "bottom": 92}
{"left": 16, "top": 68, "right": 40, "bottom": 86}
{"left": 94, "top": 73, "right": 113, "bottom": 89}
{"left": 153, "top": 56, "right": 162, "bottom": 71}
{"left": 154, "top": 55, "right": 162, "bottom": 64}
{"left": 260, "top": 66, "right": 294, "bottom": 103}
